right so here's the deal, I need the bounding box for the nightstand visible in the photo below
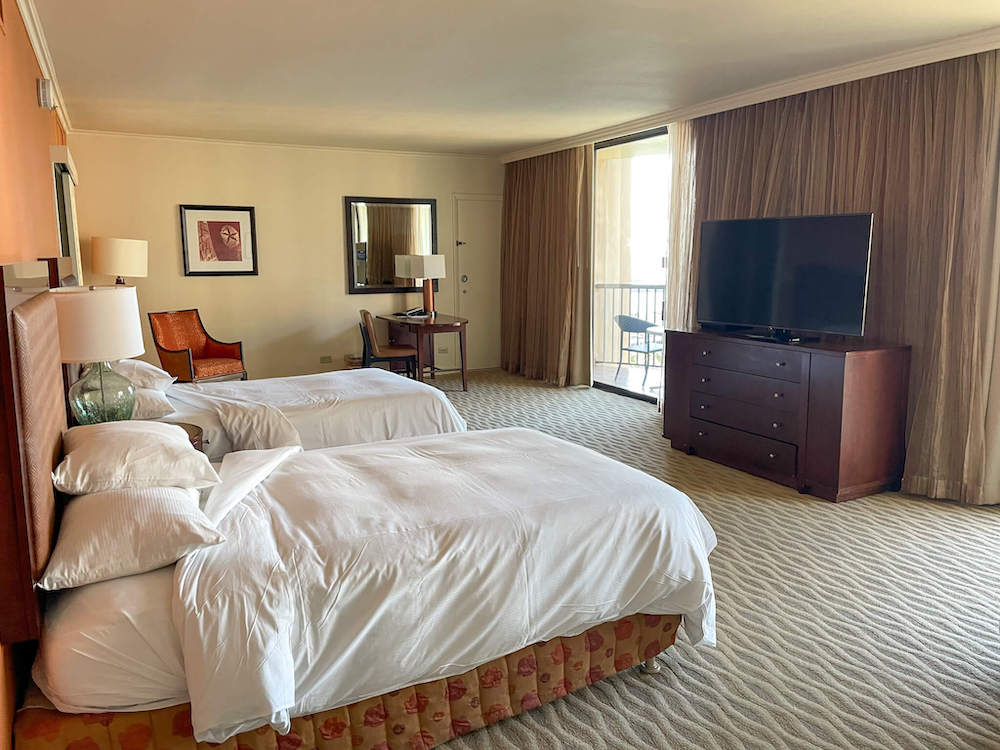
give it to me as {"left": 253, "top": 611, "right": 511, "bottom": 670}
{"left": 174, "top": 422, "right": 204, "bottom": 453}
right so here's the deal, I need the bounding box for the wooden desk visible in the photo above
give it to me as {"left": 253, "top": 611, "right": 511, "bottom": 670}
{"left": 378, "top": 313, "right": 469, "bottom": 390}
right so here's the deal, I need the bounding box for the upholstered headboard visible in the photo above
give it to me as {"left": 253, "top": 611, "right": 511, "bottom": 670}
{"left": 10, "top": 292, "right": 66, "bottom": 580}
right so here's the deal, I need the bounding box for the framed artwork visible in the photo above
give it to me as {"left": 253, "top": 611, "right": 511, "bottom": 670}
{"left": 179, "top": 204, "right": 258, "bottom": 276}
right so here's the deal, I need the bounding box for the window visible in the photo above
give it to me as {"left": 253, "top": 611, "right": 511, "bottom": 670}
{"left": 592, "top": 129, "right": 669, "bottom": 400}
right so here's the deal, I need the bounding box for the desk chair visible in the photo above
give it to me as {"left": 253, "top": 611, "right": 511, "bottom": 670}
{"left": 359, "top": 309, "right": 418, "bottom": 378}
{"left": 614, "top": 314, "right": 664, "bottom": 386}
{"left": 148, "top": 309, "right": 246, "bottom": 382}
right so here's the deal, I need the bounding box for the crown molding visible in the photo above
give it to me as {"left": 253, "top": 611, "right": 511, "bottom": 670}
{"left": 499, "top": 25, "right": 1000, "bottom": 163}
{"left": 16, "top": 0, "right": 71, "bottom": 133}
{"left": 17, "top": 0, "right": 999, "bottom": 163}
{"left": 67, "top": 128, "right": 502, "bottom": 160}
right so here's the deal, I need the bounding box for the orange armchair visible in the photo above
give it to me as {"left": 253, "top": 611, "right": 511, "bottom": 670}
{"left": 148, "top": 309, "right": 247, "bottom": 382}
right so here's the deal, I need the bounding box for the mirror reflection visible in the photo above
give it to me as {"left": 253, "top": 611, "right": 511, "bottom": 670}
{"left": 345, "top": 197, "right": 437, "bottom": 293}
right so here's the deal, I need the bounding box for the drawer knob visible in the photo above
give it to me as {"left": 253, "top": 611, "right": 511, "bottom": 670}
{"left": 773, "top": 392, "right": 783, "bottom": 399}
{"left": 699, "top": 404, "right": 709, "bottom": 410}
{"left": 700, "top": 377, "right": 711, "bottom": 383}
{"left": 775, "top": 361, "right": 787, "bottom": 367}
{"left": 768, "top": 452, "right": 777, "bottom": 459}
{"left": 771, "top": 421, "right": 782, "bottom": 429}
{"left": 697, "top": 430, "right": 706, "bottom": 437}
{"left": 701, "top": 350, "right": 711, "bottom": 356}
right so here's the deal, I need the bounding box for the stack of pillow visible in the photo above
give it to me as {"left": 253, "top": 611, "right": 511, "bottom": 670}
{"left": 110, "top": 359, "right": 177, "bottom": 420}
{"left": 41, "top": 421, "right": 223, "bottom": 590}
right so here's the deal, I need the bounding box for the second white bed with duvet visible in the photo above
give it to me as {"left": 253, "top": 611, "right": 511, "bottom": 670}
{"left": 159, "top": 367, "right": 467, "bottom": 459}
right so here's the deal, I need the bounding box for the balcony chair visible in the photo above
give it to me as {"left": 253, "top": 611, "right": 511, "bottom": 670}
{"left": 359, "top": 309, "right": 417, "bottom": 378}
{"left": 614, "top": 314, "right": 664, "bottom": 386}
{"left": 148, "top": 309, "right": 247, "bottom": 383}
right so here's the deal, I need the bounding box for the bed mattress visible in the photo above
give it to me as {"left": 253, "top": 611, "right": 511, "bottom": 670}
{"left": 32, "top": 568, "right": 186, "bottom": 713}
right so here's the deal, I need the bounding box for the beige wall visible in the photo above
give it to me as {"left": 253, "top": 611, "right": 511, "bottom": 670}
{"left": 67, "top": 132, "right": 503, "bottom": 378}
{"left": 0, "top": 0, "right": 66, "bottom": 265}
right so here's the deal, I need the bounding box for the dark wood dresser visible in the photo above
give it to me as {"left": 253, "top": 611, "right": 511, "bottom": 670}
{"left": 663, "top": 331, "right": 910, "bottom": 501}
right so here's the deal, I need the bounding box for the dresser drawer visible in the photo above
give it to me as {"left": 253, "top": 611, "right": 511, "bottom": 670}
{"left": 691, "top": 365, "right": 801, "bottom": 413}
{"left": 690, "top": 338, "right": 806, "bottom": 382}
{"left": 689, "top": 418, "right": 797, "bottom": 478}
{"left": 690, "top": 392, "right": 799, "bottom": 444}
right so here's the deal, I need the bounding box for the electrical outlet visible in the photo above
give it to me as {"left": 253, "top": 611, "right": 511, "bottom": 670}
{"left": 319, "top": 355, "right": 333, "bottom": 364}
{"left": 438, "top": 346, "right": 449, "bottom": 354}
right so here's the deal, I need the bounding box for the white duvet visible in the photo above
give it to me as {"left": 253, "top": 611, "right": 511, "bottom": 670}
{"left": 165, "top": 368, "right": 466, "bottom": 458}
{"left": 175, "top": 428, "right": 717, "bottom": 742}
{"left": 34, "top": 428, "right": 716, "bottom": 742}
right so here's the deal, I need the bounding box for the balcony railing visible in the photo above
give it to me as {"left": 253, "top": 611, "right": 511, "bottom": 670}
{"left": 593, "top": 282, "right": 666, "bottom": 366}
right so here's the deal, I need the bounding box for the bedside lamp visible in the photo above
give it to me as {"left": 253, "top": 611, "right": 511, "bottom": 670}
{"left": 51, "top": 286, "right": 145, "bottom": 424}
{"left": 91, "top": 237, "right": 148, "bottom": 285}
{"left": 395, "top": 254, "right": 446, "bottom": 316}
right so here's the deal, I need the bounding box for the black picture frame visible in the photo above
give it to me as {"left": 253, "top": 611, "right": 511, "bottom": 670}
{"left": 179, "top": 204, "right": 259, "bottom": 277}
{"left": 344, "top": 196, "right": 438, "bottom": 295}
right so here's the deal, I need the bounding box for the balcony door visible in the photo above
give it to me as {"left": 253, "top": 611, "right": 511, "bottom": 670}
{"left": 592, "top": 130, "right": 669, "bottom": 400}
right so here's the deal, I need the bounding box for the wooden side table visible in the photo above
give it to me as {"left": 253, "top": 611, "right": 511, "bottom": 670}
{"left": 377, "top": 313, "right": 469, "bottom": 390}
{"left": 174, "top": 422, "right": 204, "bottom": 453}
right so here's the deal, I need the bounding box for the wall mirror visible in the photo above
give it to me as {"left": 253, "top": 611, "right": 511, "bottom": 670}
{"left": 345, "top": 196, "right": 438, "bottom": 294}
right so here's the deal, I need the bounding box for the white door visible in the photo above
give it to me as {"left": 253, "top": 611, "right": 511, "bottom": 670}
{"left": 455, "top": 196, "right": 502, "bottom": 370}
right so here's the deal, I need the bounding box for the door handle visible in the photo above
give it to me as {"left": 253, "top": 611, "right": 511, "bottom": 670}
{"left": 460, "top": 274, "right": 469, "bottom": 283}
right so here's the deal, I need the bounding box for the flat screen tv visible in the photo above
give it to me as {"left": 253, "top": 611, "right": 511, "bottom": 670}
{"left": 696, "top": 213, "right": 873, "bottom": 338}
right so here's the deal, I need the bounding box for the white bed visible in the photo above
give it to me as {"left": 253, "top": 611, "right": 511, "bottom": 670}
{"left": 33, "top": 427, "right": 716, "bottom": 743}
{"left": 160, "top": 367, "right": 467, "bottom": 460}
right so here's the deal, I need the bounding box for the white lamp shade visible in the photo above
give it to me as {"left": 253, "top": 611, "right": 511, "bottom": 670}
{"left": 412, "top": 253, "right": 446, "bottom": 279}
{"left": 395, "top": 254, "right": 445, "bottom": 280}
{"left": 51, "top": 286, "right": 145, "bottom": 363}
{"left": 394, "top": 254, "right": 415, "bottom": 278}
{"left": 91, "top": 237, "right": 148, "bottom": 278}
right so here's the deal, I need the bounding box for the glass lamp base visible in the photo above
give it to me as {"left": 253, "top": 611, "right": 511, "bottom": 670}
{"left": 69, "top": 361, "right": 136, "bottom": 425}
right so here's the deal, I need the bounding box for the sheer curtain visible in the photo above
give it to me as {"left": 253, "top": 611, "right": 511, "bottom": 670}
{"left": 664, "top": 120, "right": 697, "bottom": 332}
{"left": 692, "top": 50, "right": 1000, "bottom": 504}
{"left": 593, "top": 149, "right": 633, "bottom": 286}
{"left": 592, "top": 147, "right": 633, "bottom": 366}
{"left": 501, "top": 146, "right": 593, "bottom": 386}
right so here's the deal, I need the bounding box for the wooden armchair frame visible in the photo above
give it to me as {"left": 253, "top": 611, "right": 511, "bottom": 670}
{"left": 148, "top": 309, "right": 247, "bottom": 383}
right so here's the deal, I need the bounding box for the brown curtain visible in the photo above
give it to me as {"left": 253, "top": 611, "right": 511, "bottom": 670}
{"left": 693, "top": 50, "right": 1000, "bottom": 504}
{"left": 366, "top": 204, "right": 418, "bottom": 285}
{"left": 501, "top": 146, "right": 593, "bottom": 386}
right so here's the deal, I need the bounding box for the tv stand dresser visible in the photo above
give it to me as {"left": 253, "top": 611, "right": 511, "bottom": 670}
{"left": 663, "top": 331, "right": 910, "bottom": 502}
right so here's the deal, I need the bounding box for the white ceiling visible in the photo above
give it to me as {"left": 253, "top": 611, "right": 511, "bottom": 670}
{"left": 33, "top": 0, "right": 1000, "bottom": 155}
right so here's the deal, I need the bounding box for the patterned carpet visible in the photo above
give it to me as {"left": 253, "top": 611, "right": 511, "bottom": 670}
{"left": 431, "top": 371, "right": 1000, "bottom": 750}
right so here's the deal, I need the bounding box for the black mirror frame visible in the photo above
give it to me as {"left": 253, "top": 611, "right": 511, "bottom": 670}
{"left": 344, "top": 196, "right": 439, "bottom": 295}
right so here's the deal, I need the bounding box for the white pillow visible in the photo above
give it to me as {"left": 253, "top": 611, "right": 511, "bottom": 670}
{"left": 112, "top": 359, "right": 176, "bottom": 391}
{"left": 38, "top": 486, "right": 224, "bottom": 590}
{"left": 53, "top": 421, "right": 219, "bottom": 495}
{"left": 131, "top": 387, "right": 175, "bottom": 420}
